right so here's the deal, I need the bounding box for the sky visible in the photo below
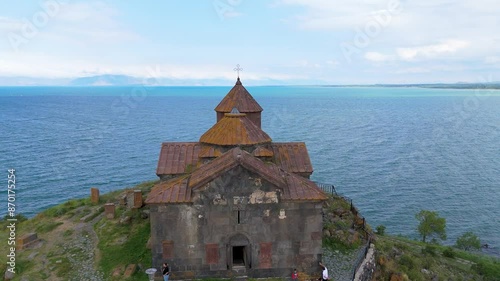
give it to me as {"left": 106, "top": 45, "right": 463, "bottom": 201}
{"left": 0, "top": 0, "right": 500, "bottom": 85}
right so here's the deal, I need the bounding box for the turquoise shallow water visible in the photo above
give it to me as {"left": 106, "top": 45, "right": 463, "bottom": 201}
{"left": 1, "top": 86, "right": 499, "bottom": 256}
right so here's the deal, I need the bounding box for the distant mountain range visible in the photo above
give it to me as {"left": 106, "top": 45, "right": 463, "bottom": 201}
{"left": 0, "top": 74, "right": 499, "bottom": 88}
{"left": 69, "top": 74, "right": 143, "bottom": 86}
{"left": 0, "top": 74, "right": 309, "bottom": 86}
{"left": 324, "top": 82, "right": 500, "bottom": 89}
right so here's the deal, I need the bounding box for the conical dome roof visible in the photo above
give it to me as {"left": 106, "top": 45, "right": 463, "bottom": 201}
{"left": 200, "top": 111, "right": 271, "bottom": 146}
{"left": 215, "top": 78, "right": 263, "bottom": 113}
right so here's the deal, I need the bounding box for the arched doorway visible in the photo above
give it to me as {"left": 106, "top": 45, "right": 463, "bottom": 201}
{"left": 227, "top": 233, "right": 251, "bottom": 271}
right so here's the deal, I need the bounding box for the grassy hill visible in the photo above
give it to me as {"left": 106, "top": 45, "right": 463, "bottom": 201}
{"left": 1, "top": 181, "right": 499, "bottom": 280}
{"left": 0, "top": 181, "right": 156, "bottom": 281}
{"left": 373, "top": 235, "right": 500, "bottom": 281}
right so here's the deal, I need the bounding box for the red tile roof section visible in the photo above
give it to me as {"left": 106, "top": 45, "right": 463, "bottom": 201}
{"left": 252, "top": 146, "right": 274, "bottom": 157}
{"left": 270, "top": 142, "right": 313, "bottom": 174}
{"left": 199, "top": 113, "right": 272, "bottom": 146}
{"left": 188, "top": 149, "right": 240, "bottom": 189}
{"left": 281, "top": 173, "right": 327, "bottom": 201}
{"left": 199, "top": 145, "right": 223, "bottom": 158}
{"left": 146, "top": 176, "right": 191, "bottom": 204}
{"left": 147, "top": 148, "right": 327, "bottom": 204}
{"left": 156, "top": 142, "right": 200, "bottom": 175}
{"left": 156, "top": 142, "right": 312, "bottom": 176}
{"left": 189, "top": 148, "right": 286, "bottom": 190}
{"left": 214, "top": 78, "right": 263, "bottom": 113}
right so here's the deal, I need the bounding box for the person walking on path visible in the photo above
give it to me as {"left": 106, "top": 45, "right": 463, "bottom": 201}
{"left": 292, "top": 268, "right": 298, "bottom": 280}
{"left": 162, "top": 263, "right": 170, "bottom": 281}
{"left": 319, "top": 262, "right": 328, "bottom": 281}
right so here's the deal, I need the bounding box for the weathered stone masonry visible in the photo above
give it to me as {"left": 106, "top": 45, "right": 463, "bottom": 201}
{"left": 146, "top": 77, "right": 328, "bottom": 279}
{"left": 150, "top": 168, "right": 324, "bottom": 278}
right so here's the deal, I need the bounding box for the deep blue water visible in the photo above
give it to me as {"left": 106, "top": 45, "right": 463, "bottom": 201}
{"left": 1, "top": 86, "right": 499, "bottom": 256}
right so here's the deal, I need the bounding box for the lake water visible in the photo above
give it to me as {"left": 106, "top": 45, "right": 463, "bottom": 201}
{"left": 1, "top": 85, "right": 499, "bottom": 256}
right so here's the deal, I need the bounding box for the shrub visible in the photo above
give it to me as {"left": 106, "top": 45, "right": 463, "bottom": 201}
{"left": 443, "top": 247, "right": 456, "bottom": 258}
{"left": 422, "top": 244, "right": 437, "bottom": 256}
{"left": 63, "top": 229, "right": 74, "bottom": 237}
{"left": 36, "top": 221, "right": 63, "bottom": 233}
{"left": 399, "top": 254, "right": 416, "bottom": 269}
{"left": 415, "top": 210, "right": 446, "bottom": 243}
{"left": 456, "top": 232, "right": 481, "bottom": 251}
{"left": 2, "top": 213, "right": 28, "bottom": 222}
{"left": 407, "top": 269, "right": 424, "bottom": 281}
{"left": 376, "top": 225, "right": 386, "bottom": 236}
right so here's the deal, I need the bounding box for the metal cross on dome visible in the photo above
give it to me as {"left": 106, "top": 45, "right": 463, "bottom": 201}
{"left": 234, "top": 64, "right": 243, "bottom": 78}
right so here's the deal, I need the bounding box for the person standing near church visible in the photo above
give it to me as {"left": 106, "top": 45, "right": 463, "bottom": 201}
{"left": 162, "top": 263, "right": 170, "bottom": 281}
{"left": 319, "top": 262, "right": 328, "bottom": 281}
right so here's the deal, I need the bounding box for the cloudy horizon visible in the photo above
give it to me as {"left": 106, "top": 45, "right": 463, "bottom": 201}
{"left": 1, "top": 0, "right": 499, "bottom": 85}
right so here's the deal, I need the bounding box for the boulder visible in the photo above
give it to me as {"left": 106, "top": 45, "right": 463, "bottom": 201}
{"left": 348, "top": 231, "right": 360, "bottom": 245}
{"left": 112, "top": 265, "right": 125, "bottom": 277}
{"left": 390, "top": 273, "right": 404, "bottom": 281}
{"left": 378, "top": 256, "right": 387, "bottom": 266}
{"left": 17, "top": 233, "right": 39, "bottom": 250}
{"left": 119, "top": 216, "right": 131, "bottom": 225}
{"left": 124, "top": 264, "right": 137, "bottom": 278}
{"left": 4, "top": 270, "right": 14, "bottom": 280}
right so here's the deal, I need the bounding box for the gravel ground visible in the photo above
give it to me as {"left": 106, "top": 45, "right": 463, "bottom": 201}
{"left": 66, "top": 215, "right": 105, "bottom": 281}
{"left": 322, "top": 245, "right": 367, "bottom": 281}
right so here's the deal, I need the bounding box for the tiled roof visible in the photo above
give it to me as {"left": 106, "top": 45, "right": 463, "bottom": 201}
{"left": 189, "top": 148, "right": 286, "bottom": 190}
{"left": 282, "top": 173, "right": 327, "bottom": 201}
{"left": 156, "top": 142, "right": 313, "bottom": 176}
{"left": 199, "top": 145, "right": 223, "bottom": 158}
{"left": 146, "top": 148, "right": 327, "bottom": 204}
{"left": 146, "top": 176, "right": 191, "bottom": 204}
{"left": 252, "top": 146, "right": 274, "bottom": 157}
{"left": 199, "top": 113, "right": 272, "bottom": 146}
{"left": 215, "top": 78, "right": 263, "bottom": 113}
{"left": 270, "top": 143, "right": 313, "bottom": 174}
{"left": 156, "top": 142, "right": 200, "bottom": 175}
{"left": 188, "top": 148, "right": 241, "bottom": 189}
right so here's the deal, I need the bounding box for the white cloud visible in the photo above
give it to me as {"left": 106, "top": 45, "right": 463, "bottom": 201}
{"left": 277, "top": 0, "right": 401, "bottom": 29}
{"left": 278, "top": 0, "right": 500, "bottom": 64}
{"left": 223, "top": 11, "right": 243, "bottom": 18}
{"left": 1, "top": 1, "right": 140, "bottom": 52}
{"left": 0, "top": 51, "right": 306, "bottom": 82}
{"left": 55, "top": 1, "right": 141, "bottom": 42}
{"left": 386, "top": 63, "right": 467, "bottom": 76}
{"left": 391, "top": 67, "right": 431, "bottom": 74}
{"left": 363, "top": 40, "right": 469, "bottom": 64}
{"left": 485, "top": 56, "right": 500, "bottom": 64}
{"left": 0, "top": 16, "right": 24, "bottom": 32}
{"left": 396, "top": 40, "right": 469, "bottom": 61}
{"left": 364, "top": 51, "right": 392, "bottom": 62}
{"left": 325, "top": 60, "right": 339, "bottom": 66}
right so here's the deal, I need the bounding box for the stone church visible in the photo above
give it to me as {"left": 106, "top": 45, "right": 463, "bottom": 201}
{"left": 145, "top": 77, "right": 328, "bottom": 279}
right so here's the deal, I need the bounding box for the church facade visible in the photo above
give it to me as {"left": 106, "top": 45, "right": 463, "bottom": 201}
{"left": 146, "top": 77, "right": 328, "bottom": 279}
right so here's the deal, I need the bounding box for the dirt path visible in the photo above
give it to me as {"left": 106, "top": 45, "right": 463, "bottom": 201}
{"left": 66, "top": 212, "right": 105, "bottom": 281}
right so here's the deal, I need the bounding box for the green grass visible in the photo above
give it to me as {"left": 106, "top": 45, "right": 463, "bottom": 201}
{"left": 323, "top": 236, "right": 361, "bottom": 253}
{"left": 2, "top": 180, "right": 498, "bottom": 281}
{"left": 41, "top": 198, "right": 88, "bottom": 217}
{"left": 35, "top": 221, "right": 63, "bottom": 233}
{"left": 96, "top": 219, "right": 151, "bottom": 280}
{"left": 49, "top": 257, "right": 72, "bottom": 277}
{"left": 374, "top": 235, "right": 500, "bottom": 281}
{"left": 98, "top": 180, "right": 157, "bottom": 203}
{"left": 455, "top": 251, "right": 500, "bottom": 281}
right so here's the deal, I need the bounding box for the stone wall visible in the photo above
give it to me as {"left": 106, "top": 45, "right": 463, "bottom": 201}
{"left": 353, "top": 244, "right": 375, "bottom": 281}
{"left": 149, "top": 167, "right": 324, "bottom": 279}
